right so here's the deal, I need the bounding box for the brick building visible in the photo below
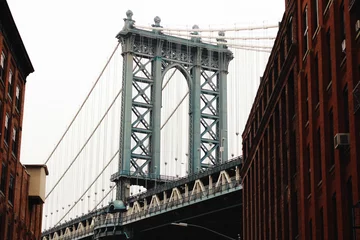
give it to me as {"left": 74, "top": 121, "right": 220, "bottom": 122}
{"left": 241, "top": 0, "right": 360, "bottom": 239}
{"left": 0, "top": 1, "right": 48, "bottom": 239}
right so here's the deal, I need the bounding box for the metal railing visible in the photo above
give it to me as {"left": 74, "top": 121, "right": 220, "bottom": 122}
{"left": 110, "top": 170, "right": 180, "bottom": 182}
{"left": 126, "top": 156, "right": 242, "bottom": 202}
{"left": 95, "top": 177, "right": 241, "bottom": 228}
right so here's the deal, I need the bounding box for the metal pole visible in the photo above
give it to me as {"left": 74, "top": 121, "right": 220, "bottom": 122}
{"left": 171, "top": 222, "right": 237, "bottom": 240}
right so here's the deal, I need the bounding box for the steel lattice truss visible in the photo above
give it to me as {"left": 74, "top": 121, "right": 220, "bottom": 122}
{"left": 130, "top": 56, "right": 153, "bottom": 176}
{"left": 200, "top": 68, "right": 220, "bottom": 168}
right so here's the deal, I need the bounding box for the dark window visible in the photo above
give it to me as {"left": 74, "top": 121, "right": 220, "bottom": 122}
{"left": 15, "top": 85, "right": 21, "bottom": 111}
{"left": 340, "top": 3, "right": 346, "bottom": 56}
{"left": 0, "top": 163, "right": 7, "bottom": 193}
{"left": 4, "top": 113, "right": 10, "bottom": 145}
{"left": 0, "top": 100, "right": 2, "bottom": 126}
{"left": 12, "top": 127, "right": 18, "bottom": 156}
{"left": 6, "top": 221, "right": 12, "bottom": 240}
{"left": 305, "top": 76, "right": 309, "bottom": 122}
{"left": 317, "top": 128, "right": 322, "bottom": 182}
{"left": 340, "top": 3, "right": 346, "bottom": 40}
{"left": 292, "top": 192, "right": 299, "bottom": 238}
{"left": 280, "top": 39, "right": 285, "bottom": 65}
{"left": 347, "top": 178, "right": 354, "bottom": 240}
{"left": 312, "top": 0, "right": 319, "bottom": 34}
{"left": 0, "top": 51, "right": 5, "bottom": 84}
{"left": 320, "top": 208, "right": 324, "bottom": 240}
{"left": 8, "top": 174, "right": 14, "bottom": 204}
{"left": 343, "top": 86, "right": 349, "bottom": 132}
{"left": 290, "top": 130, "right": 297, "bottom": 177}
{"left": 274, "top": 62, "right": 278, "bottom": 81}
{"left": 303, "top": 6, "right": 309, "bottom": 55}
{"left": 288, "top": 71, "right": 295, "bottom": 118}
{"left": 287, "top": 17, "right": 293, "bottom": 50}
{"left": 329, "top": 110, "right": 335, "bottom": 167}
{"left": 7, "top": 69, "right": 13, "bottom": 98}
{"left": 325, "top": 30, "right": 332, "bottom": 86}
{"left": 306, "top": 144, "right": 311, "bottom": 195}
{"left": 332, "top": 193, "right": 338, "bottom": 239}
{"left": 314, "top": 54, "right": 320, "bottom": 105}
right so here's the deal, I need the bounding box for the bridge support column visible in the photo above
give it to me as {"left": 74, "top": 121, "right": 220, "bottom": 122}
{"left": 218, "top": 51, "right": 230, "bottom": 163}
{"left": 117, "top": 34, "right": 135, "bottom": 201}
{"left": 190, "top": 47, "right": 202, "bottom": 174}
{"left": 150, "top": 40, "right": 163, "bottom": 178}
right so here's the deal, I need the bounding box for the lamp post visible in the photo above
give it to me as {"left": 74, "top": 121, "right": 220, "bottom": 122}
{"left": 171, "top": 222, "right": 238, "bottom": 240}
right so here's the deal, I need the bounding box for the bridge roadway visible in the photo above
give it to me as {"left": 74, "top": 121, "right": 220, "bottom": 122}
{"left": 42, "top": 157, "right": 243, "bottom": 240}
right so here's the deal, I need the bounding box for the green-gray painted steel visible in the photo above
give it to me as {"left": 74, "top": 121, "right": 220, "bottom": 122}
{"left": 115, "top": 10, "right": 233, "bottom": 201}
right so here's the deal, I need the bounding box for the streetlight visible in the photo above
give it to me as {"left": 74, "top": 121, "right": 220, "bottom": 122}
{"left": 171, "top": 222, "right": 238, "bottom": 240}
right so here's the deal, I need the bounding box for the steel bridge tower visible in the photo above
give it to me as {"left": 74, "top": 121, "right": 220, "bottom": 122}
{"left": 112, "top": 10, "right": 233, "bottom": 201}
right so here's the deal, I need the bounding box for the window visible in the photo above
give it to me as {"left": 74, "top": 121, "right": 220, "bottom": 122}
{"left": 340, "top": 3, "right": 346, "bottom": 41}
{"left": 287, "top": 17, "right": 293, "bottom": 50}
{"left": 7, "top": 69, "right": 13, "bottom": 98}
{"left": 320, "top": 208, "right": 324, "bottom": 240}
{"left": 288, "top": 71, "right": 295, "bottom": 118}
{"left": 314, "top": 55, "right": 320, "bottom": 105}
{"left": 347, "top": 178, "right": 354, "bottom": 239}
{"left": 0, "top": 100, "right": 2, "bottom": 126}
{"left": 329, "top": 110, "right": 335, "bottom": 167}
{"left": 340, "top": 2, "right": 346, "bottom": 56}
{"left": 4, "top": 113, "right": 10, "bottom": 145}
{"left": 303, "top": 6, "right": 309, "bottom": 55}
{"left": 0, "top": 51, "right": 5, "bottom": 83}
{"left": 306, "top": 144, "right": 311, "bottom": 196}
{"left": 8, "top": 174, "right": 14, "bottom": 204}
{"left": 12, "top": 127, "right": 17, "bottom": 156}
{"left": 292, "top": 192, "right": 299, "bottom": 238}
{"left": 15, "top": 85, "right": 21, "bottom": 111}
{"left": 343, "top": 86, "right": 349, "bottom": 132}
{"left": 317, "top": 128, "right": 322, "bottom": 182}
{"left": 325, "top": 30, "right": 332, "bottom": 86}
{"left": 332, "top": 193, "right": 338, "bottom": 239}
{"left": 0, "top": 163, "right": 6, "bottom": 193}
{"left": 305, "top": 76, "right": 309, "bottom": 122}
{"left": 312, "top": 0, "right": 319, "bottom": 34}
{"left": 6, "top": 221, "right": 12, "bottom": 240}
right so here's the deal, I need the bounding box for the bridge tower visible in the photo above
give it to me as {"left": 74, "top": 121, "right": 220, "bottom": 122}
{"left": 112, "top": 11, "right": 233, "bottom": 201}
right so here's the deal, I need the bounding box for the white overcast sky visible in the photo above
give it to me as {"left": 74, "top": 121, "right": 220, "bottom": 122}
{"left": 6, "top": 0, "right": 285, "bottom": 164}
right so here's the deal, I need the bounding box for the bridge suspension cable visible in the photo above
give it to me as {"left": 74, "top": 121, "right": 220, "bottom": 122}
{"left": 162, "top": 32, "right": 276, "bottom": 40}
{"left": 45, "top": 86, "right": 123, "bottom": 200}
{"left": 161, "top": 92, "right": 189, "bottom": 130}
{"left": 55, "top": 149, "right": 120, "bottom": 226}
{"left": 135, "top": 23, "right": 279, "bottom": 32}
{"left": 44, "top": 42, "right": 121, "bottom": 165}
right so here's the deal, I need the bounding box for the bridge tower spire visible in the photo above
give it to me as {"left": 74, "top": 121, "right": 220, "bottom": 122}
{"left": 112, "top": 10, "right": 233, "bottom": 201}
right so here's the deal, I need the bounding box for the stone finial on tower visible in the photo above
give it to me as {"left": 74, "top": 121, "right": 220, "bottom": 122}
{"left": 152, "top": 16, "right": 163, "bottom": 34}
{"left": 217, "top": 31, "right": 227, "bottom": 48}
{"left": 122, "top": 10, "right": 135, "bottom": 31}
{"left": 191, "top": 25, "right": 201, "bottom": 42}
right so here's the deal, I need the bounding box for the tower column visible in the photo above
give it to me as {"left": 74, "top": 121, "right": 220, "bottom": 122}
{"left": 117, "top": 34, "right": 135, "bottom": 200}
{"left": 190, "top": 47, "right": 202, "bottom": 174}
{"left": 151, "top": 39, "right": 163, "bottom": 177}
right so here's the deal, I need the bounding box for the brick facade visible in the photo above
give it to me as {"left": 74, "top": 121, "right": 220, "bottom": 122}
{"left": 241, "top": 0, "right": 360, "bottom": 239}
{"left": 0, "top": 1, "right": 44, "bottom": 239}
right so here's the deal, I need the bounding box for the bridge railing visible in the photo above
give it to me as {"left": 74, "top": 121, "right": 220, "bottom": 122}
{"left": 110, "top": 170, "right": 180, "bottom": 182}
{"left": 94, "top": 175, "right": 241, "bottom": 228}
{"left": 126, "top": 156, "right": 242, "bottom": 203}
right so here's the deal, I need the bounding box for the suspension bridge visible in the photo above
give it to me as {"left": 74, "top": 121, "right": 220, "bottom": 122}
{"left": 40, "top": 10, "right": 279, "bottom": 240}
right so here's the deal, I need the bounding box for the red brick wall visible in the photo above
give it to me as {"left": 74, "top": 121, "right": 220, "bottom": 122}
{"left": 241, "top": 0, "right": 360, "bottom": 239}
{"left": 0, "top": 27, "right": 43, "bottom": 240}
